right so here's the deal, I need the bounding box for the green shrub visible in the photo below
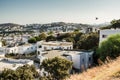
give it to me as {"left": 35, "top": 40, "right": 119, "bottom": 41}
{"left": 41, "top": 57, "right": 73, "bottom": 80}
{"left": 28, "top": 37, "right": 37, "bottom": 43}
{"left": 98, "top": 34, "right": 120, "bottom": 61}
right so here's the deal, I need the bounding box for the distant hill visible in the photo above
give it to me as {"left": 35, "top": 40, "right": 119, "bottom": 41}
{"left": 0, "top": 23, "right": 22, "bottom": 27}
{"left": 93, "top": 22, "right": 110, "bottom": 27}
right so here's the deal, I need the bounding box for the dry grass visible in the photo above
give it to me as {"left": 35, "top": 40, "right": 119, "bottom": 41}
{"left": 66, "top": 56, "right": 120, "bottom": 80}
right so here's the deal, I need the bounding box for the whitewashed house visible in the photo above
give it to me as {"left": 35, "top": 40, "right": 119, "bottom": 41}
{"left": 99, "top": 29, "right": 120, "bottom": 44}
{"left": 18, "top": 44, "right": 37, "bottom": 54}
{"left": 0, "top": 58, "right": 33, "bottom": 72}
{"left": 0, "top": 41, "right": 2, "bottom": 47}
{"left": 0, "top": 47, "right": 5, "bottom": 58}
{"left": 47, "top": 26, "right": 63, "bottom": 32}
{"left": 21, "top": 34, "right": 32, "bottom": 43}
{"left": 5, "top": 44, "right": 37, "bottom": 54}
{"left": 35, "top": 50, "right": 93, "bottom": 73}
{"left": 62, "top": 51, "right": 93, "bottom": 72}
{"left": 3, "top": 36, "right": 14, "bottom": 45}
{"left": 37, "top": 41, "right": 73, "bottom": 54}
{"left": 5, "top": 46, "right": 18, "bottom": 54}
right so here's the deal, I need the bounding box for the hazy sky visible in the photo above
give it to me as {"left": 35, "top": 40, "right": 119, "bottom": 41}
{"left": 0, "top": 0, "right": 120, "bottom": 24}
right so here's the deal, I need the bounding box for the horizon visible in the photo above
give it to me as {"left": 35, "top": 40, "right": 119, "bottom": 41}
{"left": 0, "top": 0, "right": 120, "bottom": 25}
{"left": 0, "top": 21, "right": 110, "bottom": 25}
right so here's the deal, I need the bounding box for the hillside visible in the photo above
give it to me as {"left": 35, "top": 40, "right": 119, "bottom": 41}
{"left": 67, "top": 56, "right": 120, "bottom": 80}
{"left": 0, "top": 23, "right": 21, "bottom": 27}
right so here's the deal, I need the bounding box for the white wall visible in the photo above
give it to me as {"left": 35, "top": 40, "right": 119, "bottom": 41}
{"left": 18, "top": 44, "right": 37, "bottom": 54}
{"left": 99, "top": 29, "right": 120, "bottom": 44}
{"left": 71, "top": 54, "right": 80, "bottom": 69}
{"left": 0, "top": 42, "right": 2, "bottom": 47}
{"left": 37, "top": 41, "right": 73, "bottom": 53}
{"left": 0, "top": 47, "right": 5, "bottom": 57}
{"left": 5, "top": 46, "right": 18, "bottom": 54}
{"left": 5, "top": 44, "right": 37, "bottom": 54}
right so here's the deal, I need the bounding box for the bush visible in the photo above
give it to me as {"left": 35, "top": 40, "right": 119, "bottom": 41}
{"left": 34, "top": 36, "right": 41, "bottom": 41}
{"left": 41, "top": 57, "right": 73, "bottom": 80}
{"left": 77, "top": 32, "right": 99, "bottom": 50}
{"left": 57, "top": 33, "right": 74, "bottom": 41}
{"left": 39, "top": 32, "right": 47, "bottom": 40}
{"left": 98, "top": 34, "right": 120, "bottom": 61}
{"left": 46, "top": 35, "right": 56, "bottom": 41}
{"left": 0, "top": 64, "right": 39, "bottom": 80}
{"left": 28, "top": 37, "right": 37, "bottom": 43}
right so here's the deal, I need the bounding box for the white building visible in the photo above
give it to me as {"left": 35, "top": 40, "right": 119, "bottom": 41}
{"left": 0, "top": 58, "right": 33, "bottom": 72}
{"left": 47, "top": 26, "right": 63, "bottom": 32}
{"left": 99, "top": 29, "right": 120, "bottom": 44}
{"left": 0, "top": 41, "right": 5, "bottom": 57}
{"left": 36, "top": 50, "right": 93, "bottom": 73}
{"left": 5, "top": 44, "right": 37, "bottom": 54}
{"left": 0, "top": 47, "right": 5, "bottom": 58}
{"left": 0, "top": 41, "right": 2, "bottom": 47}
{"left": 37, "top": 41, "right": 73, "bottom": 54}
{"left": 62, "top": 51, "right": 93, "bottom": 72}
{"left": 5, "top": 46, "right": 18, "bottom": 54}
{"left": 18, "top": 44, "right": 37, "bottom": 54}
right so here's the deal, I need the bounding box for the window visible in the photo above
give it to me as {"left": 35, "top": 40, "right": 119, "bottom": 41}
{"left": 12, "top": 50, "right": 13, "bottom": 53}
{"left": 82, "top": 59, "right": 84, "bottom": 62}
{"left": 89, "top": 57, "right": 91, "bottom": 61}
{"left": 39, "top": 45, "right": 42, "bottom": 48}
{"left": 70, "top": 47, "right": 71, "bottom": 50}
{"left": 102, "top": 35, "right": 107, "bottom": 38}
{"left": 52, "top": 47, "right": 53, "bottom": 50}
{"left": 38, "top": 51, "right": 40, "bottom": 55}
{"left": 67, "top": 47, "right": 69, "bottom": 50}
{"left": 44, "top": 47, "right": 47, "bottom": 50}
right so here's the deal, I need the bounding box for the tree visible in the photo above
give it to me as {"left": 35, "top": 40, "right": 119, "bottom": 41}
{"left": 2, "top": 40, "right": 7, "bottom": 46}
{"left": 0, "top": 69, "right": 19, "bottom": 80}
{"left": 111, "top": 19, "right": 120, "bottom": 28}
{"left": 34, "top": 36, "right": 41, "bottom": 41}
{"left": 47, "top": 31, "right": 53, "bottom": 35}
{"left": 98, "top": 34, "right": 120, "bottom": 61}
{"left": 57, "top": 33, "right": 74, "bottom": 41}
{"left": 39, "top": 32, "right": 47, "bottom": 40}
{"left": 77, "top": 32, "right": 99, "bottom": 50}
{"left": 28, "top": 37, "right": 37, "bottom": 43}
{"left": 100, "top": 25, "right": 111, "bottom": 30}
{"left": 63, "top": 37, "right": 75, "bottom": 43}
{"left": 46, "top": 35, "right": 56, "bottom": 41}
{"left": 73, "top": 29, "right": 80, "bottom": 34}
{"left": 0, "top": 64, "right": 39, "bottom": 80}
{"left": 16, "top": 64, "right": 37, "bottom": 80}
{"left": 74, "top": 32, "right": 83, "bottom": 49}
{"left": 41, "top": 57, "right": 73, "bottom": 80}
